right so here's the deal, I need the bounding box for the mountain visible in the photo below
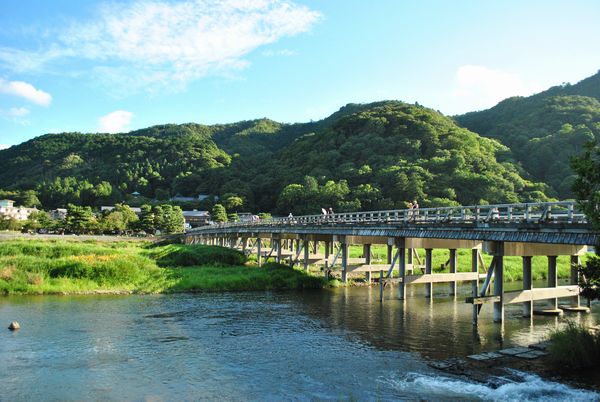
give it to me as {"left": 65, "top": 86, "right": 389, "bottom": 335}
{"left": 0, "top": 101, "right": 551, "bottom": 213}
{"left": 455, "top": 71, "right": 600, "bottom": 198}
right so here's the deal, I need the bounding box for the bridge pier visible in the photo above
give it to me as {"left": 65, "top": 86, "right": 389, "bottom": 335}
{"left": 522, "top": 256, "right": 533, "bottom": 318}
{"left": 341, "top": 238, "right": 348, "bottom": 283}
{"left": 449, "top": 248, "right": 457, "bottom": 297}
{"left": 275, "top": 236, "right": 282, "bottom": 264}
{"left": 493, "top": 242, "right": 505, "bottom": 323}
{"left": 548, "top": 256, "right": 558, "bottom": 311}
{"left": 257, "top": 237, "right": 262, "bottom": 267}
{"left": 364, "top": 244, "right": 372, "bottom": 283}
{"left": 398, "top": 238, "right": 407, "bottom": 300}
{"left": 570, "top": 255, "right": 581, "bottom": 308}
{"left": 303, "top": 236, "right": 309, "bottom": 271}
{"left": 471, "top": 249, "right": 479, "bottom": 324}
{"left": 425, "top": 249, "right": 433, "bottom": 298}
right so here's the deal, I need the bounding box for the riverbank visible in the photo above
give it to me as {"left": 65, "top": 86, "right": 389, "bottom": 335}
{"left": 0, "top": 240, "right": 323, "bottom": 295}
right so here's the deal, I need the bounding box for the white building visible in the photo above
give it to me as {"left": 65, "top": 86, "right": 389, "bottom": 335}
{"left": 0, "top": 200, "right": 37, "bottom": 221}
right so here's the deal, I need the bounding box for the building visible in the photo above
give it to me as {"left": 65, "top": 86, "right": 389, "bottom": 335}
{"left": 182, "top": 210, "right": 211, "bottom": 228}
{"left": 50, "top": 208, "right": 68, "bottom": 220}
{"left": 100, "top": 206, "right": 142, "bottom": 214}
{"left": 0, "top": 199, "right": 37, "bottom": 221}
{"left": 237, "top": 213, "right": 255, "bottom": 222}
{"left": 170, "top": 194, "right": 212, "bottom": 203}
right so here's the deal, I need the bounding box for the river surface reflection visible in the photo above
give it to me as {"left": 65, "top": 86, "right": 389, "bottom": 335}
{"left": 1, "top": 283, "right": 599, "bottom": 401}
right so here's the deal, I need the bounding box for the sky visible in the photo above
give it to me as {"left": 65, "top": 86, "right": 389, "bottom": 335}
{"left": 0, "top": 0, "right": 599, "bottom": 148}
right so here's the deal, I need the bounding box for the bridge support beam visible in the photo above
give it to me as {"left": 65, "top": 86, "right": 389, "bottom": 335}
{"left": 255, "top": 237, "right": 262, "bottom": 266}
{"left": 449, "top": 249, "right": 457, "bottom": 297}
{"left": 324, "top": 241, "right": 331, "bottom": 279}
{"left": 425, "top": 249, "right": 433, "bottom": 298}
{"left": 548, "top": 256, "right": 558, "bottom": 310}
{"left": 398, "top": 238, "right": 407, "bottom": 300}
{"left": 341, "top": 239, "right": 348, "bottom": 283}
{"left": 493, "top": 242, "right": 504, "bottom": 323}
{"left": 275, "top": 237, "right": 282, "bottom": 264}
{"left": 303, "top": 236, "right": 309, "bottom": 271}
{"left": 570, "top": 255, "right": 581, "bottom": 308}
{"left": 364, "top": 244, "right": 372, "bottom": 283}
{"left": 522, "top": 256, "right": 533, "bottom": 317}
{"left": 471, "top": 249, "right": 479, "bottom": 324}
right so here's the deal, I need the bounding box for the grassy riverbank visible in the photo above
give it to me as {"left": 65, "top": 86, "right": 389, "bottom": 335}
{"left": 0, "top": 240, "right": 323, "bottom": 295}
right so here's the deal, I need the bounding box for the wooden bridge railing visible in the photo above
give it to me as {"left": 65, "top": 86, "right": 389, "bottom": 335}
{"left": 189, "top": 201, "right": 587, "bottom": 232}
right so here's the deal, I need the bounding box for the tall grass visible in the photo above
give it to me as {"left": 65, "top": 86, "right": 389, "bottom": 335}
{"left": 146, "top": 244, "right": 247, "bottom": 267}
{"left": 548, "top": 322, "right": 600, "bottom": 370}
{"left": 0, "top": 240, "right": 324, "bottom": 295}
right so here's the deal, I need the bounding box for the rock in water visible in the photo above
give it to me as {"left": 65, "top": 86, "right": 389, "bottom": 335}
{"left": 8, "top": 321, "right": 20, "bottom": 331}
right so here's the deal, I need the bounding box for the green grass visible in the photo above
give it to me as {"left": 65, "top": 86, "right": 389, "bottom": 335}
{"left": 0, "top": 240, "right": 324, "bottom": 295}
{"left": 548, "top": 321, "right": 600, "bottom": 370}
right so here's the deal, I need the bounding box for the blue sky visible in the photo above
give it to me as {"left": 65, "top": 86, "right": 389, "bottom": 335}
{"left": 0, "top": 0, "right": 599, "bottom": 148}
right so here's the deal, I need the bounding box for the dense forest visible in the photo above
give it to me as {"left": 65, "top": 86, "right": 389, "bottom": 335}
{"left": 455, "top": 70, "right": 600, "bottom": 198}
{"left": 1, "top": 70, "right": 599, "bottom": 214}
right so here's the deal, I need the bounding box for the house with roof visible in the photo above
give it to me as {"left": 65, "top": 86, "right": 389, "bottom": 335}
{"left": 182, "top": 210, "right": 211, "bottom": 228}
{"left": 0, "top": 199, "right": 37, "bottom": 221}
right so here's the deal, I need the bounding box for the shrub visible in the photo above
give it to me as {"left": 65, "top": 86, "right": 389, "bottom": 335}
{"left": 152, "top": 244, "right": 247, "bottom": 267}
{"left": 548, "top": 321, "right": 600, "bottom": 370}
{"left": 0, "top": 265, "right": 15, "bottom": 281}
{"left": 26, "top": 272, "right": 44, "bottom": 285}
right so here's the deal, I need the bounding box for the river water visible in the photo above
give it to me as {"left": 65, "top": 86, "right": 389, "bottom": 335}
{"left": 1, "top": 283, "right": 599, "bottom": 401}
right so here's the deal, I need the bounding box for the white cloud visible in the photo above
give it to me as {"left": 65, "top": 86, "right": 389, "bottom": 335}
{"left": 7, "top": 107, "right": 30, "bottom": 117}
{"left": 452, "top": 65, "right": 542, "bottom": 111}
{"left": 98, "top": 110, "right": 133, "bottom": 133}
{"left": 0, "top": 0, "right": 321, "bottom": 94}
{"left": 262, "top": 49, "right": 297, "bottom": 57}
{"left": 0, "top": 79, "right": 52, "bottom": 106}
{"left": 0, "top": 144, "right": 10, "bottom": 150}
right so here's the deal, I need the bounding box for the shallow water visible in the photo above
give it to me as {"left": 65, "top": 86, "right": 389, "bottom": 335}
{"left": 1, "top": 282, "right": 599, "bottom": 401}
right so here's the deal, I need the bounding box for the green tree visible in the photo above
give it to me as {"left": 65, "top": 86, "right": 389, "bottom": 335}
{"left": 211, "top": 204, "right": 228, "bottom": 223}
{"left": 572, "top": 141, "right": 600, "bottom": 300}
{"left": 23, "top": 210, "right": 54, "bottom": 232}
{"left": 139, "top": 204, "right": 156, "bottom": 234}
{"left": 65, "top": 204, "right": 95, "bottom": 234}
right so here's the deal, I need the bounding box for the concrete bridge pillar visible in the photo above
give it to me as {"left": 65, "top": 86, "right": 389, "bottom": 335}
{"left": 449, "top": 249, "right": 457, "bottom": 297}
{"left": 471, "top": 249, "right": 479, "bottom": 323}
{"left": 303, "top": 237, "right": 309, "bottom": 271}
{"left": 257, "top": 238, "right": 262, "bottom": 267}
{"left": 324, "top": 241, "right": 331, "bottom": 279}
{"left": 493, "top": 242, "right": 505, "bottom": 323}
{"left": 341, "top": 238, "right": 349, "bottom": 283}
{"left": 570, "top": 255, "right": 581, "bottom": 307}
{"left": 425, "top": 249, "right": 433, "bottom": 298}
{"left": 548, "top": 256, "right": 558, "bottom": 310}
{"left": 398, "top": 238, "right": 407, "bottom": 300}
{"left": 275, "top": 237, "right": 282, "bottom": 264}
{"left": 522, "top": 256, "right": 533, "bottom": 317}
{"left": 364, "top": 244, "right": 372, "bottom": 283}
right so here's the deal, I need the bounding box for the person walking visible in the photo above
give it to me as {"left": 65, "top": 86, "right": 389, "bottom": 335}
{"left": 412, "top": 200, "right": 419, "bottom": 221}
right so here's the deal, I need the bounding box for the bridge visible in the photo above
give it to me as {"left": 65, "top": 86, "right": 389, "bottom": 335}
{"left": 185, "top": 201, "right": 598, "bottom": 324}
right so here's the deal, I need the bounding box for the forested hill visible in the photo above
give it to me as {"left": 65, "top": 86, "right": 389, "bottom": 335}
{"left": 0, "top": 101, "right": 551, "bottom": 213}
{"left": 455, "top": 71, "right": 600, "bottom": 198}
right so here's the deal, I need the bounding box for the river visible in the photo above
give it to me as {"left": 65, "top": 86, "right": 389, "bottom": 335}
{"left": 1, "top": 283, "right": 599, "bottom": 401}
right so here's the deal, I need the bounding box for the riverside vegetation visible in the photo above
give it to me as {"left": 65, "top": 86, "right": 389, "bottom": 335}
{"left": 0, "top": 239, "right": 584, "bottom": 295}
{"left": 0, "top": 240, "right": 323, "bottom": 295}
